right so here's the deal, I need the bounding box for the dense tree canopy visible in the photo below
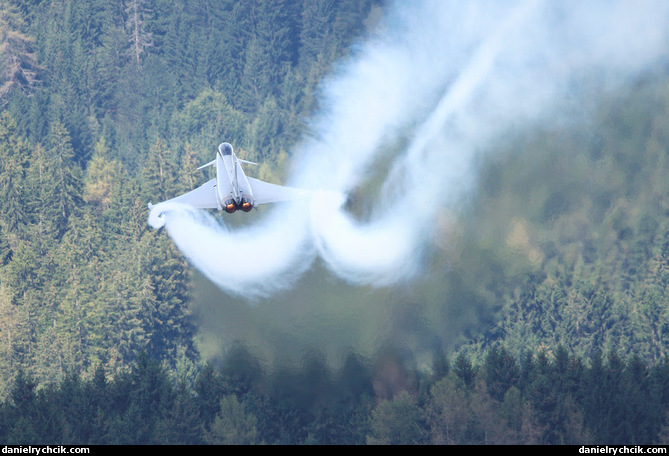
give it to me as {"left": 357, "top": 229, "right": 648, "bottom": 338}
{"left": 0, "top": 345, "right": 666, "bottom": 444}
{"left": 0, "top": 0, "right": 379, "bottom": 394}
{"left": 0, "top": 0, "right": 667, "bottom": 444}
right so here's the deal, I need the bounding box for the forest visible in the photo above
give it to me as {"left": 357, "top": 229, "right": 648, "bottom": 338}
{"left": 1, "top": 345, "right": 668, "bottom": 444}
{"left": 0, "top": 0, "right": 667, "bottom": 445}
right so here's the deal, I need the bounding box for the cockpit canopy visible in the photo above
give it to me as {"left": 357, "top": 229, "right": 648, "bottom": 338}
{"left": 218, "top": 142, "right": 233, "bottom": 156}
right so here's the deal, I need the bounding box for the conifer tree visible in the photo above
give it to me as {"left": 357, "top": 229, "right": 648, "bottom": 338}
{"left": 0, "top": 112, "right": 30, "bottom": 235}
{"left": 125, "top": 0, "right": 153, "bottom": 65}
{"left": 141, "top": 138, "right": 177, "bottom": 204}
{"left": 0, "top": 0, "right": 39, "bottom": 103}
{"left": 43, "top": 121, "right": 83, "bottom": 238}
{"left": 366, "top": 391, "right": 425, "bottom": 445}
{"left": 427, "top": 373, "right": 470, "bottom": 444}
{"left": 83, "top": 136, "right": 121, "bottom": 212}
{"left": 204, "top": 395, "right": 260, "bottom": 445}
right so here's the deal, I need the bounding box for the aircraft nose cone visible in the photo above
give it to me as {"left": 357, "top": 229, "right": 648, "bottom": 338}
{"left": 218, "top": 142, "right": 233, "bottom": 156}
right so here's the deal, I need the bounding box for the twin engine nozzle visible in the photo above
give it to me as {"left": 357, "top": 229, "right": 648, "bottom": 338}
{"left": 224, "top": 199, "right": 253, "bottom": 214}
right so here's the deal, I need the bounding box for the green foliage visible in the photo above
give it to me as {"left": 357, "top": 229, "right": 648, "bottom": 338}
{"left": 0, "top": 0, "right": 380, "bottom": 395}
{"left": 204, "top": 395, "right": 260, "bottom": 445}
{"left": 0, "top": 0, "right": 667, "bottom": 444}
{"left": 0, "top": 0, "right": 39, "bottom": 102}
{"left": 0, "top": 347, "right": 665, "bottom": 444}
{"left": 0, "top": 112, "right": 30, "bottom": 235}
{"left": 454, "top": 79, "right": 669, "bottom": 365}
{"left": 367, "top": 391, "right": 425, "bottom": 444}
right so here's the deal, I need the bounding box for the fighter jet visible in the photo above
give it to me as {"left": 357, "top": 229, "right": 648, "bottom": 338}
{"left": 150, "top": 142, "right": 306, "bottom": 213}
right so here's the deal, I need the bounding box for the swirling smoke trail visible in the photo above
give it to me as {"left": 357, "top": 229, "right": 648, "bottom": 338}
{"left": 149, "top": 0, "right": 669, "bottom": 299}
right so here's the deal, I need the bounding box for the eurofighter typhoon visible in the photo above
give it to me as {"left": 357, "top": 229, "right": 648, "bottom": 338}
{"left": 149, "top": 142, "right": 306, "bottom": 213}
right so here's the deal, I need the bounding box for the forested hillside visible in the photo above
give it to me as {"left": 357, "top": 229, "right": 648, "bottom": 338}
{"left": 0, "top": 0, "right": 380, "bottom": 396}
{"left": 456, "top": 80, "right": 669, "bottom": 364}
{"left": 1, "top": 346, "right": 668, "bottom": 444}
{"left": 0, "top": 0, "right": 668, "bottom": 445}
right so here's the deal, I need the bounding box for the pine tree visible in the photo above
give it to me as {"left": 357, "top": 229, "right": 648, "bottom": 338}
{"left": 83, "top": 136, "right": 121, "bottom": 212}
{"left": 0, "top": 112, "right": 30, "bottom": 235}
{"left": 204, "top": 395, "right": 260, "bottom": 445}
{"left": 240, "top": 0, "right": 299, "bottom": 112}
{"left": 453, "top": 351, "right": 476, "bottom": 388}
{"left": 427, "top": 373, "right": 470, "bottom": 444}
{"left": 366, "top": 391, "right": 425, "bottom": 445}
{"left": 0, "top": 0, "right": 39, "bottom": 103}
{"left": 141, "top": 138, "right": 178, "bottom": 204}
{"left": 24, "top": 143, "right": 47, "bottom": 230}
{"left": 42, "top": 121, "right": 84, "bottom": 238}
{"left": 0, "top": 282, "right": 16, "bottom": 398}
{"left": 125, "top": 0, "right": 153, "bottom": 66}
{"left": 154, "top": 382, "right": 203, "bottom": 444}
{"left": 215, "top": 0, "right": 252, "bottom": 104}
{"left": 194, "top": 363, "right": 226, "bottom": 427}
{"left": 298, "top": 0, "right": 334, "bottom": 72}
{"left": 176, "top": 143, "right": 199, "bottom": 192}
{"left": 482, "top": 345, "right": 520, "bottom": 402}
{"left": 6, "top": 369, "right": 39, "bottom": 443}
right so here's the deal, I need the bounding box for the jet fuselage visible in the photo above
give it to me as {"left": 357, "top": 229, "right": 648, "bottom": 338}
{"left": 216, "top": 142, "right": 254, "bottom": 213}
{"left": 149, "top": 141, "right": 305, "bottom": 213}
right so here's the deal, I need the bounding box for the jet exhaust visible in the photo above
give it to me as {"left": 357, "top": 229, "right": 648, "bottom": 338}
{"left": 149, "top": 0, "right": 669, "bottom": 300}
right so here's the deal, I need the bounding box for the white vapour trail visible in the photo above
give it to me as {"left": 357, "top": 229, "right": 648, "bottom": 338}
{"left": 149, "top": 200, "right": 315, "bottom": 299}
{"left": 150, "top": 0, "right": 669, "bottom": 298}
{"left": 306, "top": 0, "right": 542, "bottom": 285}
